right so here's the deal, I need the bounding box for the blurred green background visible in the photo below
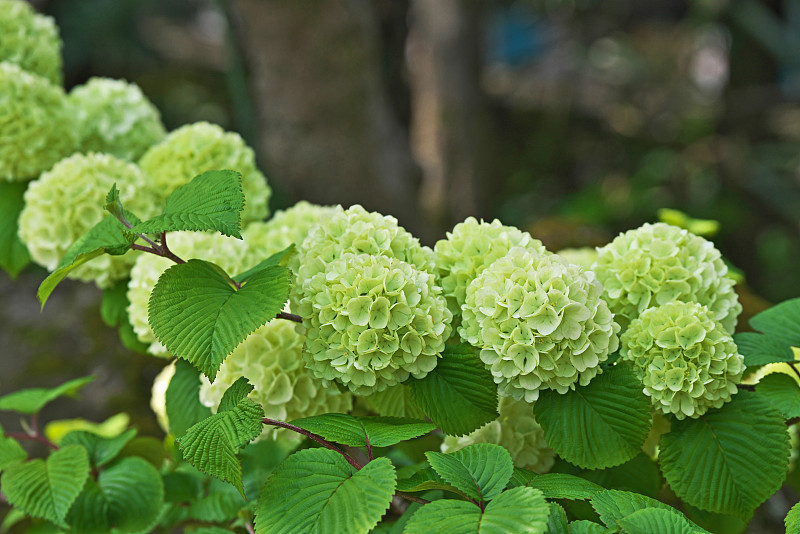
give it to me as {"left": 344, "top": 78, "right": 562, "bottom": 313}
{"left": 4, "top": 0, "right": 800, "bottom": 531}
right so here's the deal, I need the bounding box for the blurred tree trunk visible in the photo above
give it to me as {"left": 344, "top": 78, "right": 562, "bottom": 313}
{"left": 407, "top": 0, "right": 495, "bottom": 234}
{"left": 226, "top": 0, "right": 426, "bottom": 237}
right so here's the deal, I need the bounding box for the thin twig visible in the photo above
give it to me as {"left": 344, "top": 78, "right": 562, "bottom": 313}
{"left": 7, "top": 432, "right": 58, "bottom": 450}
{"left": 276, "top": 312, "right": 302, "bottom": 323}
{"left": 159, "top": 231, "right": 186, "bottom": 264}
{"left": 262, "top": 418, "right": 362, "bottom": 470}
{"left": 396, "top": 492, "right": 430, "bottom": 505}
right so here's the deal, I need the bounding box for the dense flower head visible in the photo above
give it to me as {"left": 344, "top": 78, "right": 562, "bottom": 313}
{"left": 0, "top": 0, "right": 62, "bottom": 83}
{"left": 296, "top": 252, "right": 452, "bottom": 395}
{"left": 199, "top": 319, "right": 352, "bottom": 442}
{"left": 0, "top": 62, "right": 77, "bottom": 181}
{"left": 69, "top": 77, "right": 166, "bottom": 161}
{"left": 461, "top": 247, "right": 620, "bottom": 402}
{"left": 434, "top": 217, "right": 548, "bottom": 319}
{"left": 127, "top": 230, "right": 251, "bottom": 357}
{"left": 18, "top": 153, "right": 157, "bottom": 287}
{"left": 241, "top": 201, "right": 338, "bottom": 268}
{"left": 138, "top": 121, "right": 271, "bottom": 223}
{"left": 592, "top": 223, "right": 741, "bottom": 332}
{"left": 441, "top": 396, "right": 554, "bottom": 473}
{"left": 557, "top": 247, "right": 598, "bottom": 271}
{"left": 620, "top": 301, "right": 744, "bottom": 420}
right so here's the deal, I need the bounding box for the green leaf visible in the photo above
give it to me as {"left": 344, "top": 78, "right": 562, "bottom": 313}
{"left": 426, "top": 444, "right": 513, "bottom": 504}
{"left": 547, "top": 502, "right": 569, "bottom": 534}
{"left": 37, "top": 212, "right": 141, "bottom": 308}
{"left": 148, "top": 259, "right": 290, "bottom": 381}
{"left": 1, "top": 444, "right": 90, "bottom": 527}
{"left": 507, "top": 471, "right": 603, "bottom": 501}
{"left": 233, "top": 244, "right": 296, "bottom": 283}
{"left": 130, "top": 170, "right": 245, "bottom": 238}
{"left": 734, "top": 297, "right": 800, "bottom": 366}
{"left": 363, "top": 384, "right": 427, "bottom": 418}
{"left": 534, "top": 363, "right": 651, "bottom": 469}
{"left": 0, "top": 376, "right": 95, "bottom": 414}
{"left": 255, "top": 449, "right": 396, "bottom": 534}
{"left": 659, "top": 391, "right": 790, "bottom": 520}
{"left": 166, "top": 359, "right": 213, "bottom": 437}
{"left": 100, "top": 279, "right": 130, "bottom": 327}
{"left": 407, "top": 343, "right": 498, "bottom": 436}
{"left": 567, "top": 521, "right": 612, "bottom": 533}
{"left": 188, "top": 484, "right": 244, "bottom": 522}
{"left": 163, "top": 471, "right": 202, "bottom": 503}
{"left": 218, "top": 377, "right": 254, "bottom": 413}
{"left": 395, "top": 465, "right": 462, "bottom": 495}
{"left": 0, "top": 181, "right": 30, "bottom": 278}
{"left": 61, "top": 429, "right": 137, "bottom": 467}
{"left": 555, "top": 453, "right": 662, "bottom": 499}
{"left": 616, "top": 508, "right": 703, "bottom": 534}
{"left": 177, "top": 393, "right": 264, "bottom": 497}
{"left": 0, "top": 435, "right": 27, "bottom": 472}
{"left": 290, "top": 413, "right": 435, "bottom": 448}
{"left": 755, "top": 373, "right": 800, "bottom": 419}
{"left": 403, "top": 486, "right": 549, "bottom": 534}
{"left": 66, "top": 457, "right": 165, "bottom": 533}
{"left": 591, "top": 490, "right": 685, "bottom": 527}
{"left": 786, "top": 500, "right": 800, "bottom": 534}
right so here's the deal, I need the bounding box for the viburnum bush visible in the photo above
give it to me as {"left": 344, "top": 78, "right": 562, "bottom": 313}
{"left": 2, "top": 3, "right": 800, "bottom": 534}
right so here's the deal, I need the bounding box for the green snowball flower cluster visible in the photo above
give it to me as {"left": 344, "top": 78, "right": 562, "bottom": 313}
{"left": 127, "top": 230, "right": 251, "bottom": 357}
{"left": 69, "top": 77, "right": 166, "bottom": 161}
{"left": 461, "top": 247, "right": 620, "bottom": 402}
{"left": 0, "top": 61, "right": 77, "bottom": 181}
{"left": 0, "top": 0, "right": 62, "bottom": 84}
{"left": 241, "top": 201, "right": 338, "bottom": 267}
{"left": 592, "top": 223, "right": 741, "bottom": 332}
{"left": 434, "top": 217, "right": 547, "bottom": 319}
{"left": 18, "top": 153, "right": 157, "bottom": 287}
{"left": 557, "top": 247, "right": 598, "bottom": 271}
{"left": 199, "top": 319, "right": 353, "bottom": 442}
{"left": 620, "top": 301, "right": 744, "bottom": 419}
{"left": 441, "top": 396, "right": 554, "bottom": 473}
{"left": 296, "top": 252, "right": 452, "bottom": 395}
{"left": 139, "top": 122, "right": 271, "bottom": 223}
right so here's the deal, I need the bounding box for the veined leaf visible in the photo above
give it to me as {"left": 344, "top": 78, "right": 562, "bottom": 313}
{"left": 218, "top": 377, "right": 255, "bottom": 413}
{"left": 148, "top": 259, "right": 290, "bottom": 380}
{"left": 188, "top": 484, "right": 244, "bottom": 522}
{"left": 0, "top": 435, "right": 27, "bottom": 472}
{"left": 734, "top": 297, "right": 800, "bottom": 366}
{"left": 166, "top": 359, "right": 212, "bottom": 437}
{"left": 130, "top": 170, "right": 245, "bottom": 238}
{"left": 591, "top": 489, "right": 709, "bottom": 533}
{"left": 547, "top": 502, "right": 569, "bottom": 534}
{"left": 786, "top": 500, "right": 800, "bottom": 534}
{"left": 568, "top": 521, "right": 613, "bottom": 533}
{"left": 0, "top": 181, "right": 30, "bottom": 278}
{"left": 177, "top": 384, "right": 264, "bottom": 497}
{"left": 61, "top": 429, "right": 137, "bottom": 467}
{"left": 233, "top": 244, "right": 296, "bottom": 283}
{"left": 426, "top": 443, "right": 513, "bottom": 504}
{"left": 0, "top": 376, "right": 95, "bottom": 414}
{"left": 255, "top": 449, "right": 396, "bottom": 534}
{"left": 616, "top": 508, "right": 703, "bottom": 534}
{"left": 659, "top": 391, "right": 789, "bottom": 520}
{"left": 555, "top": 453, "right": 662, "bottom": 499}
{"left": 37, "top": 211, "right": 141, "bottom": 308}
{"left": 396, "top": 465, "right": 462, "bottom": 495}
{"left": 1, "top": 444, "right": 89, "bottom": 527}
{"left": 408, "top": 343, "right": 498, "bottom": 436}
{"left": 66, "top": 457, "right": 164, "bottom": 533}
{"left": 289, "top": 413, "right": 435, "bottom": 448}
{"left": 506, "top": 471, "right": 603, "bottom": 501}
{"left": 755, "top": 373, "right": 800, "bottom": 419}
{"left": 363, "top": 384, "right": 427, "bottom": 419}
{"left": 534, "top": 363, "right": 651, "bottom": 469}
{"left": 403, "top": 486, "right": 549, "bottom": 534}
